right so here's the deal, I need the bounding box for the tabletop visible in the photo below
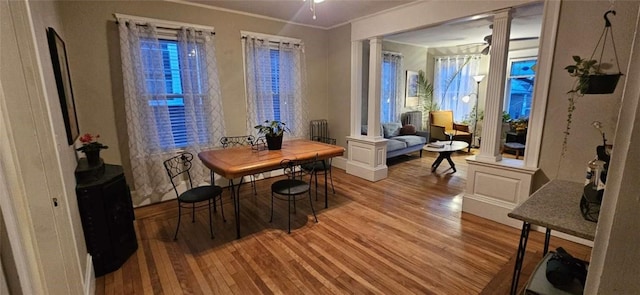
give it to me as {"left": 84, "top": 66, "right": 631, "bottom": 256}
{"left": 198, "top": 139, "right": 345, "bottom": 179}
{"left": 508, "top": 179, "right": 596, "bottom": 241}
{"left": 423, "top": 140, "right": 469, "bottom": 153}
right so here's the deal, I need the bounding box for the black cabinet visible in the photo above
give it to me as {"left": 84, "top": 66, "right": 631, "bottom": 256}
{"left": 76, "top": 163, "right": 137, "bottom": 277}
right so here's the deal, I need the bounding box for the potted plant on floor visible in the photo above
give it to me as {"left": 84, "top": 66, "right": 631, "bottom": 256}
{"left": 254, "top": 120, "right": 289, "bottom": 150}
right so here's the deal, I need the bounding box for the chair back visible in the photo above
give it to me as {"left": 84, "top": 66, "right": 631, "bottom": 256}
{"left": 430, "top": 110, "right": 454, "bottom": 130}
{"left": 220, "top": 135, "right": 256, "bottom": 148}
{"left": 281, "top": 154, "right": 319, "bottom": 180}
{"left": 163, "top": 152, "right": 194, "bottom": 196}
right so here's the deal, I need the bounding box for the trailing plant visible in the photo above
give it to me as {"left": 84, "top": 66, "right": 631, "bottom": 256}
{"left": 561, "top": 55, "right": 601, "bottom": 155}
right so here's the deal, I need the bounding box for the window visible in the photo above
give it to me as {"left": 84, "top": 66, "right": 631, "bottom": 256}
{"left": 433, "top": 56, "right": 481, "bottom": 122}
{"left": 243, "top": 33, "right": 308, "bottom": 138}
{"left": 141, "top": 39, "right": 208, "bottom": 148}
{"left": 505, "top": 58, "right": 536, "bottom": 120}
{"left": 270, "top": 49, "right": 281, "bottom": 121}
{"left": 381, "top": 52, "right": 402, "bottom": 122}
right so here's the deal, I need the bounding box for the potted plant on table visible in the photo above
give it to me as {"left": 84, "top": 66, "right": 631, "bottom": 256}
{"left": 76, "top": 133, "right": 108, "bottom": 166}
{"left": 254, "top": 120, "right": 289, "bottom": 150}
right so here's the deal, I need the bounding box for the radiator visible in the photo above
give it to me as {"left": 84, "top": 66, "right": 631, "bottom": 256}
{"left": 401, "top": 111, "right": 423, "bottom": 130}
{"left": 310, "top": 119, "right": 329, "bottom": 139}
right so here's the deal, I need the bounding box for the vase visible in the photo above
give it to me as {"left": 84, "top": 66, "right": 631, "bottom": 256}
{"left": 85, "top": 150, "right": 101, "bottom": 167}
{"left": 265, "top": 134, "right": 283, "bottom": 150}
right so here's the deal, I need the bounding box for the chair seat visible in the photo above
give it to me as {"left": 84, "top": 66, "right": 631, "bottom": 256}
{"left": 301, "top": 160, "right": 329, "bottom": 172}
{"left": 272, "top": 179, "right": 309, "bottom": 195}
{"left": 179, "top": 185, "right": 223, "bottom": 203}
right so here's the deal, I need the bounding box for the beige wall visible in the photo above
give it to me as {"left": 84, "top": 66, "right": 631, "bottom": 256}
{"left": 1, "top": 0, "right": 87, "bottom": 292}
{"left": 57, "top": 1, "right": 330, "bottom": 194}
{"left": 535, "top": 0, "right": 639, "bottom": 186}
{"left": 327, "top": 23, "right": 352, "bottom": 150}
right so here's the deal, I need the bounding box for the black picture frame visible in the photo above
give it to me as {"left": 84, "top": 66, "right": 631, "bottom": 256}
{"left": 47, "top": 27, "right": 79, "bottom": 145}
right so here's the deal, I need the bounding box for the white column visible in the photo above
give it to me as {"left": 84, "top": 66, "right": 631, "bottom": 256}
{"left": 476, "top": 8, "right": 512, "bottom": 162}
{"left": 350, "top": 41, "right": 363, "bottom": 137}
{"left": 367, "top": 37, "right": 383, "bottom": 138}
{"left": 346, "top": 37, "right": 388, "bottom": 181}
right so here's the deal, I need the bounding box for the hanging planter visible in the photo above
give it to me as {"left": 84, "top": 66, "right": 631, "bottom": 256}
{"left": 562, "top": 10, "right": 624, "bottom": 155}
{"left": 581, "top": 74, "right": 621, "bottom": 94}
{"left": 566, "top": 11, "right": 623, "bottom": 95}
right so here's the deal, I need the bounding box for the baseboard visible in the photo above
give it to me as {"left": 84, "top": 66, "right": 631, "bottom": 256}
{"left": 346, "top": 161, "right": 387, "bottom": 182}
{"left": 84, "top": 254, "right": 94, "bottom": 295}
{"left": 332, "top": 156, "right": 347, "bottom": 170}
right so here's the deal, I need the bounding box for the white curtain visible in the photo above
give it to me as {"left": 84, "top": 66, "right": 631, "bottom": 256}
{"left": 434, "top": 55, "right": 481, "bottom": 122}
{"left": 381, "top": 52, "right": 402, "bottom": 123}
{"left": 118, "top": 20, "right": 225, "bottom": 203}
{"left": 243, "top": 36, "right": 308, "bottom": 139}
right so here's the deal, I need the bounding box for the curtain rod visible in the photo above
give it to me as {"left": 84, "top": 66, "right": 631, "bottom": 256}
{"left": 114, "top": 13, "right": 215, "bottom": 35}
{"left": 241, "top": 36, "right": 300, "bottom": 47}
{"left": 116, "top": 20, "right": 215, "bottom": 35}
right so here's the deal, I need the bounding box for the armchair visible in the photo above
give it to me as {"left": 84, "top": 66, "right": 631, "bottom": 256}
{"left": 429, "top": 110, "right": 472, "bottom": 152}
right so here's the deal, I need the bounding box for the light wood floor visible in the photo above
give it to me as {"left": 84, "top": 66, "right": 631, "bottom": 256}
{"left": 97, "top": 150, "right": 592, "bottom": 294}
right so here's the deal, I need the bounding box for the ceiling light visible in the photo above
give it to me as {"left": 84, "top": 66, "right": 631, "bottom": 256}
{"left": 304, "top": 0, "right": 324, "bottom": 20}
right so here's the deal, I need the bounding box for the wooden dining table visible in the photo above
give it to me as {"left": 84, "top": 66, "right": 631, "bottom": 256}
{"left": 198, "top": 139, "right": 345, "bottom": 238}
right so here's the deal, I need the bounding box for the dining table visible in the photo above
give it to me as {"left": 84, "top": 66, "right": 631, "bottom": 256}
{"left": 198, "top": 139, "right": 345, "bottom": 239}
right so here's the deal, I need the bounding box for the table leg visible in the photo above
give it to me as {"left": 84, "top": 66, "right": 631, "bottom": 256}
{"left": 431, "top": 153, "right": 446, "bottom": 172}
{"left": 228, "top": 178, "right": 245, "bottom": 239}
{"left": 510, "top": 222, "right": 531, "bottom": 295}
{"left": 444, "top": 152, "right": 456, "bottom": 173}
{"left": 543, "top": 228, "right": 551, "bottom": 255}
{"left": 324, "top": 167, "right": 328, "bottom": 209}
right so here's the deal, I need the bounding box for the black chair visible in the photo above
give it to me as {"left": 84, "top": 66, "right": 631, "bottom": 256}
{"left": 163, "top": 152, "right": 224, "bottom": 240}
{"left": 303, "top": 136, "right": 336, "bottom": 201}
{"left": 220, "top": 136, "right": 258, "bottom": 195}
{"left": 270, "top": 155, "right": 319, "bottom": 233}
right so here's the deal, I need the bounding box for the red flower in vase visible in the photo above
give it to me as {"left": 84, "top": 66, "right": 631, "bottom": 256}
{"left": 76, "top": 133, "right": 109, "bottom": 153}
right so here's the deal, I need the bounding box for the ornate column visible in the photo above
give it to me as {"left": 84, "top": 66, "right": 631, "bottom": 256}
{"left": 476, "top": 8, "right": 512, "bottom": 162}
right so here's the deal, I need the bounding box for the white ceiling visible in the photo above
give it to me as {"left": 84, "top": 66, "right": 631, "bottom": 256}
{"left": 384, "top": 3, "right": 544, "bottom": 48}
{"left": 187, "top": 0, "right": 416, "bottom": 29}
{"left": 182, "top": 0, "right": 543, "bottom": 48}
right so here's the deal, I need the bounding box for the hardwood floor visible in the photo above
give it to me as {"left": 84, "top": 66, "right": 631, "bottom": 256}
{"left": 97, "top": 150, "right": 592, "bottom": 294}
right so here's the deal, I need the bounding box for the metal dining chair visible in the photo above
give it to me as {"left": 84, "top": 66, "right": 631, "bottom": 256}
{"left": 270, "top": 155, "right": 319, "bottom": 233}
{"left": 302, "top": 136, "right": 336, "bottom": 201}
{"left": 163, "top": 152, "right": 225, "bottom": 240}
{"left": 220, "top": 135, "right": 259, "bottom": 195}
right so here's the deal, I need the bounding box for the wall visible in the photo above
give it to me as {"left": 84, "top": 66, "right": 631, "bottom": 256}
{"left": 1, "top": 0, "right": 87, "bottom": 292}
{"left": 57, "top": 1, "right": 330, "bottom": 205}
{"left": 327, "top": 23, "right": 352, "bottom": 150}
{"left": 535, "top": 0, "right": 638, "bottom": 186}
{"left": 0, "top": 209, "right": 20, "bottom": 294}
{"left": 382, "top": 41, "right": 428, "bottom": 116}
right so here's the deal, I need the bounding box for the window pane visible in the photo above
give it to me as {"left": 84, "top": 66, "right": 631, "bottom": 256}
{"left": 142, "top": 40, "right": 189, "bottom": 148}
{"left": 506, "top": 58, "right": 536, "bottom": 120}
{"left": 270, "top": 49, "right": 281, "bottom": 122}
{"left": 510, "top": 60, "right": 536, "bottom": 76}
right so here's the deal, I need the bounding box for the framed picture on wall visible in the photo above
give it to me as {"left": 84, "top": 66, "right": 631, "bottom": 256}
{"left": 47, "top": 27, "right": 80, "bottom": 145}
{"left": 405, "top": 70, "right": 419, "bottom": 107}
